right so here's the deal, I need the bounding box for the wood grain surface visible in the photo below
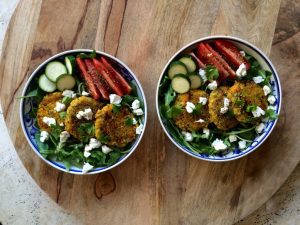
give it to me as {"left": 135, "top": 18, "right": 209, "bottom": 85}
{"left": 1, "top": 1, "right": 299, "bottom": 225}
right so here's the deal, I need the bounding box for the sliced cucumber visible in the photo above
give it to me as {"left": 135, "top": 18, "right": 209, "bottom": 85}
{"left": 168, "top": 61, "right": 188, "bottom": 79}
{"left": 171, "top": 74, "right": 190, "bottom": 94}
{"left": 188, "top": 73, "right": 202, "bottom": 89}
{"left": 65, "top": 56, "right": 75, "bottom": 74}
{"left": 179, "top": 56, "right": 197, "bottom": 72}
{"left": 45, "top": 61, "right": 67, "bottom": 82}
{"left": 38, "top": 74, "right": 56, "bottom": 92}
{"left": 56, "top": 74, "right": 76, "bottom": 91}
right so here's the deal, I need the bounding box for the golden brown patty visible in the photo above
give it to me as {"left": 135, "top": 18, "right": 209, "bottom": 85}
{"left": 209, "top": 86, "right": 239, "bottom": 130}
{"left": 65, "top": 96, "right": 103, "bottom": 140}
{"left": 173, "top": 90, "right": 210, "bottom": 132}
{"left": 227, "top": 81, "right": 268, "bottom": 123}
{"left": 95, "top": 104, "right": 137, "bottom": 148}
{"left": 37, "top": 92, "right": 64, "bottom": 132}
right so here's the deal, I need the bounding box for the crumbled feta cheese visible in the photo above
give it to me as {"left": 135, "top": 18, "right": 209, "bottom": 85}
{"left": 84, "top": 151, "right": 91, "bottom": 158}
{"left": 132, "top": 118, "right": 137, "bottom": 125}
{"left": 199, "top": 69, "right": 207, "bottom": 83}
{"left": 267, "top": 95, "right": 276, "bottom": 105}
{"left": 229, "top": 135, "right": 237, "bottom": 142}
{"left": 240, "top": 51, "right": 246, "bottom": 57}
{"left": 267, "top": 105, "right": 275, "bottom": 110}
{"left": 59, "top": 131, "right": 70, "bottom": 143}
{"left": 263, "top": 85, "right": 271, "bottom": 96}
{"left": 195, "top": 118, "right": 205, "bottom": 123}
{"left": 252, "top": 106, "right": 265, "bottom": 118}
{"left": 82, "top": 162, "right": 93, "bottom": 174}
{"left": 59, "top": 122, "right": 64, "bottom": 127}
{"left": 207, "top": 81, "right": 218, "bottom": 90}
{"left": 253, "top": 76, "right": 264, "bottom": 84}
{"left": 236, "top": 63, "right": 247, "bottom": 77}
{"left": 220, "top": 97, "right": 230, "bottom": 114}
{"left": 76, "top": 108, "right": 93, "bottom": 120}
{"left": 54, "top": 102, "right": 66, "bottom": 112}
{"left": 255, "top": 123, "right": 266, "bottom": 134}
{"left": 203, "top": 128, "right": 210, "bottom": 139}
{"left": 186, "top": 101, "right": 195, "bottom": 113}
{"left": 40, "top": 131, "right": 49, "bottom": 143}
{"left": 131, "top": 99, "right": 140, "bottom": 110}
{"left": 199, "top": 97, "right": 207, "bottom": 105}
{"left": 238, "top": 140, "right": 247, "bottom": 149}
{"left": 182, "top": 131, "right": 193, "bottom": 142}
{"left": 109, "top": 94, "right": 122, "bottom": 105}
{"left": 212, "top": 139, "right": 227, "bottom": 151}
{"left": 62, "top": 90, "right": 76, "bottom": 98}
{"left": 136, "top": 124, "right": 144, "bottom": 134}
{"left": 42, "top": 117, "right": 56, "bottom": 127}
{"left": 81, "top": 91, "right": 90, "bottom": 96}
{"left": 84, "top": 138, "right": 101, "bottom": 152}
{"left": 102, "top": 145, "right": 113, "bottom": 154}
{"left": 133, "top": 108, "right": 144, "bottom": 116}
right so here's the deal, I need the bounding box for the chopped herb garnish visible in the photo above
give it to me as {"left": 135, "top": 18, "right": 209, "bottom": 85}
{"left": 61, "top": 96, "right": 72, "bottom": 105}
{"left": 205, "top": 65, "right": 219, "bottom": 81}
{"left": 246, "top": 104, "right": 257, "bottom": 112}
{"left": 112, "top": 104, "right": 121, "bottom": 113}
{"left": 124, "top": 117, "right": 134, "bottom": 126}
{"left": 265, "top": 108, "right": 278, "bottom": 120}
{"left": 192, "top": 103, "right": 203, "bottom": 115}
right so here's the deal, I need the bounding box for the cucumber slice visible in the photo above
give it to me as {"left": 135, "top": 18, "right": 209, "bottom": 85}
{"left": 189, "top": 73, "right": 202, "bottom": 89}
{"left": 45, "top": 61, "right": 67, "bottom": 82}
{"left": 168, "top": 61, "right": 188, "bottom": 79}
{"left": 65, "top": 56, "right": 75, "bottom": 74}
{"left": 171, "top": 74, "right": 190, "bottom": 94}
{"left": 179, "top": 56, "right": 197, "bottom": 72}
{"left": 38, "top": 74, "right": 56, "bottom": 92}
{"left": 56, "top": 74, "right": 76, "bottom": 91}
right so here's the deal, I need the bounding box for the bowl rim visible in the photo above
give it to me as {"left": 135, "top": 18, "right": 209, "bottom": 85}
{"left": 20, "top": 49, "right": 147, "bottom": 174}
{"left": 155, "top": 35, "right": 282, "bottom": 162}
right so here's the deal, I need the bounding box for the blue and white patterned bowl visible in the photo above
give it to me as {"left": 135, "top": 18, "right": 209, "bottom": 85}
{"left": 156, "top": 36, "right": 281, "bottom": 162}
{"left": 20, "top": 49, "right": 147, "bottom": 174}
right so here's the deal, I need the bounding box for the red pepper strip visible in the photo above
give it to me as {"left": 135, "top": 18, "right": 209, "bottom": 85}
{"left": 198, "top": 43, "right": 231, "bottom": 81}
{"left": 189, "top": 52, "right": 205, "bottom": 69}
{"left": 93, "top": 58, "right": 124, "bottom": 96}
{"left": 76, "top": 57, "right": 101, "bottom": 100}
{"left": 85, "top": 59, "right": 110, "bottom": 100}
{"left": 204, "top": 43, "right": 236, "bottom": 79}
{"left": 214, "top": 40, "right": 250, "bottom": 70}
{"left": 100, "top": 57, "right": 132, "bottom": 95}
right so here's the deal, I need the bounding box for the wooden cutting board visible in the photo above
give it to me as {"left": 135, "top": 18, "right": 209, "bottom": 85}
{"left": 1, "top": 0, "right": 299, "bottom": 225}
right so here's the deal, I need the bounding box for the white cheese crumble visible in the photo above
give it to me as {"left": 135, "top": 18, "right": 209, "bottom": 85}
{"left": 267, "top": 95, "right": 276, "bottom": 104}
{"left": 238, "top": 140, "right": 247, "bottom": 149}
{"left": 136, "top": 124, "right": 144, "bottom": 134}
{"left": 62, "top": 90, "right": 76, "bottom": 98}
{"left": 199, "top": 97, "right": 207, "bottom": 105}
{"left": 40, "top": 131, "right": 49, "bottom": 143}
{"left": 84, "top": 138, "right": 101, "bottom": 152}
{"left": 102, "top": 145, "right": 113, "bottom": 154}
{"left": 42, "top": 117, "right": 56, "bottom": 127}
{"left": 59, "top": 131, "right": 70, "bottom": 143}
{"left": 203, "top": 128, "right": 210, "bottom": 139}
{"left": 199, "top": 69, "right": 207, "bottom": 83}
{"left": 220, "top": 97, "right": 230, "bottom": 114}
{"left": 267, "top": 105, "right": 275, "bottom": 110}
{"left": 54, "top": 102, "right": 66, "bottom": 112}
{"left": 132, "top": 118, "right": 137, "bottom": 125}
{"left": 60, "top": 122, "right": 64, "bottom": 127}
{"left": 229, "top": 135, "right": 237, "bottom": 142}
{"left": 133, "top": 108, "right": 144, "bottom": 116}
{"left": 236, "top": 63, "right": 247, "bottom": 77}
{"left": 84, "top": 151, "right": 91, "bottom": 158}
{"left": 109, "top": 94, "right": 122, "bottom": 105}
{"left": 240, "top": 51, "right": 246, "bottom": 57}
{"left": 82, "top": 162, "right": 93, "bottom": 174}
{"left": 186, "top": 102, "right": 196, "bottom": 113}
{"left": 195, "top": 118, "right": 205, "bottom": 123}
{"left": 76, "top": 108, "right": 93, "bottom": 120}
{"left": 131, "top": 99, "right": 140, "bottom": 110}
{"left": 252, "top": 106, "right": 265, "bottom": 118}
{"left": 182, "top": 131, "right": 193, "bottom": 142}
{"left": 212, "top": 139, "right": 227, "bottom": 151}
{"left": 81, "top": 91, "right": 90, "bottom": 96}
{"left": 263, "top": 85, "right": 271, "bottom": 96}
{"left": 207, "top": 81, "right": 218, "bottom": 91}
{"left": 253, "top": 76, "right": 264, "bottom": 84}
{"left": 255, "top": 123, "right": 266, "bottom": 134}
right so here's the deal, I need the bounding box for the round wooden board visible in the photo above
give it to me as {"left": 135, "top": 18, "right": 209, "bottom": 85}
{"left": 1, "top": 0, "right": 299, "bottom": 225}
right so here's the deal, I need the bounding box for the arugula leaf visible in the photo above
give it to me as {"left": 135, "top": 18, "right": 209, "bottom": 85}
{"left": 17, "top": 87, "right": 44, "bottom": 102}
{"left": 165, "top": 85, "right": 176, "bottom": 107}
{"left": 265, "top": 108, "right": 278, "bottom": 120}
{"left": 192, "top": 103, "right": 203, "bottom": 115}
{"left": 246, "top": 104, "right": 257, "bottom": 112}
{"left": 205, "top": 65, "right": 219, "bottom": 81}
{"left": 166, "top": 106, "right": 182, "bottom": 119}
{"left": 98, "top": 133, "right": 109, "bottom": 144}
{"left": 112, "top": 104, "right": 121, "bottom": 113}
{"left": 124, "top": 117, "right": 134, "bottom": 126}
{"left": 77, "top": 50, "right": 97, "bottom": 59}
{"left": 61, "top": 96, "right": 72, "bottom": 105}
{"left": 77, "top": 122, "right": 95, "bottom": 142}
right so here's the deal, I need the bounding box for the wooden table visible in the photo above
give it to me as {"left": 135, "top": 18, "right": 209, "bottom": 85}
{"left": 1, "top": 0, "right": 300, "bottom": 225}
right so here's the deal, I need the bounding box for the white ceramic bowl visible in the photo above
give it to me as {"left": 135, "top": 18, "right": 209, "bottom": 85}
{"left": 20, "top": 49, "right": 147, "bottom": 174}
{"left": 156, "top": 36, "right": 281, "bottom": 162}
